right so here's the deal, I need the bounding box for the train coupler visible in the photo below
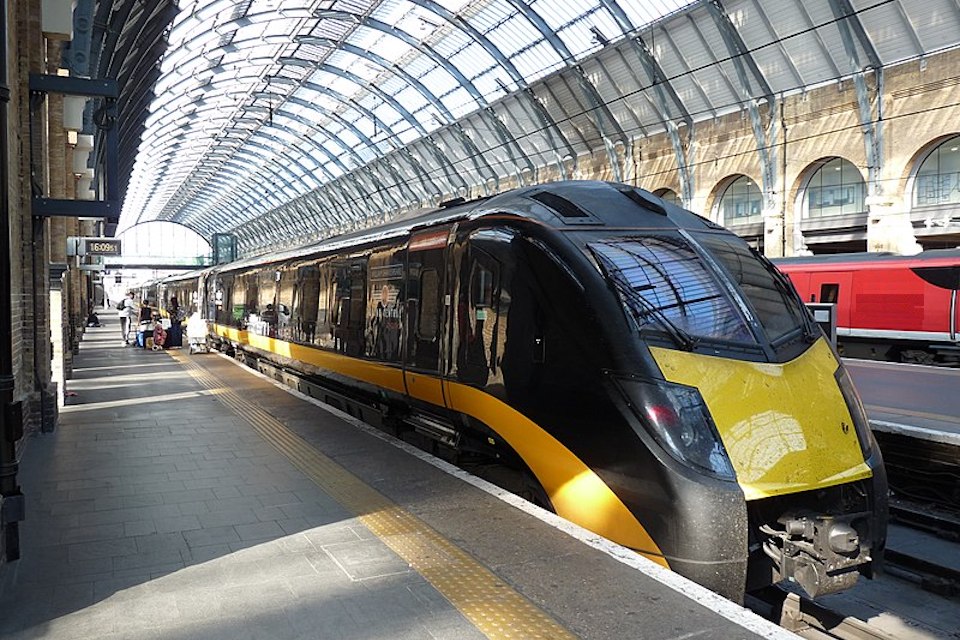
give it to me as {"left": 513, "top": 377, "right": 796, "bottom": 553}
{"left": 762, "top": 512, "right": 872, "bottom": 598}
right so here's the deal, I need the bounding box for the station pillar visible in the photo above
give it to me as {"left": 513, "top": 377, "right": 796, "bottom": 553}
{"left": 866, "top": 196, "right": 922, "bottom": 254}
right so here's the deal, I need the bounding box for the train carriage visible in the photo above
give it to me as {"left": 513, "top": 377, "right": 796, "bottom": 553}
{"left": 168, "top": 181, "right": 887, "bottom": 602}
{"left": 774, "top": 251, "right": 960, "bottom": 365}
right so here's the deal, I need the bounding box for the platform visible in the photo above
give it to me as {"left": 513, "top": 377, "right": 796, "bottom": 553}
{"left": 845, "top": 359, "right": 960, "bottom": 446}
{"left": 0, "top": 316, "right": 794, "bottom": 639}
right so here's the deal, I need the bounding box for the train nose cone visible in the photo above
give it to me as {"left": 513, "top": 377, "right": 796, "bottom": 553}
{"left": 828, "top": 522, "right": 859, "bottom": 554}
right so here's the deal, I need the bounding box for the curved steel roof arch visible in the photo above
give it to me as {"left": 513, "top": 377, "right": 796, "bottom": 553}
{"left": 274, "top": 96, "right": 423, "bottom": 204}
{"left": 243, "top": 122, "right": 404, "bottom": 216}
{"left": 116, "top": 0, "right": 960, "bottom": 251}
{"left": 180, "top": 144, "right": 332, "bottom": 226}
{"left": 313, "top": 10, "right": 488, "bottom": 108}
{"left": 288, "top": 40, "right": 457, "bottom": 123}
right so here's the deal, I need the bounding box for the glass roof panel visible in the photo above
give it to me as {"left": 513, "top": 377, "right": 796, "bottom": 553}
{"left": 621, "top": 0, "right": 694, "bottom": 27}
{"left": 129, "top": 0, "right": 932, "bottom": 241}
{"left": 484, "top": 13, "right": 546, "bottom": 58}
{"left": 509, "top": 41, "right": 566, "bottom": 79}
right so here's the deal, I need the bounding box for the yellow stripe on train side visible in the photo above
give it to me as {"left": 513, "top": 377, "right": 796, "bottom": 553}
{"left": 212, "top": 323, "right": 668, "bottom": 565}
{"left": 212, "top": 324, "right": 406, "bottom": 394}
{"left": 651, "top": 338, "right": 873, "bottom": 501}
{"left": 445, "top": 382, "right": 667, "bottom": 564}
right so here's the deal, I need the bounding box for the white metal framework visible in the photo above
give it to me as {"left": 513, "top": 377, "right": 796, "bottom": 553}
{"left": 117, "top": 0, "right": 960, "bottom": 254}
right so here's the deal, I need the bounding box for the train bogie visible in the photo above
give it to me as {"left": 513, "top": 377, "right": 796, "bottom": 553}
{"left": 164, "top": 181, "right": 887, "bottom": 602}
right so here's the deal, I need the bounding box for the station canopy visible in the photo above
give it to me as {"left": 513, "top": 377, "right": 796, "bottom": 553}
{"left": 114, "top": 0, "right": 959, "bottom": 254}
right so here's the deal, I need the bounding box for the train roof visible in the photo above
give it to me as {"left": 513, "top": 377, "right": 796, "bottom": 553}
{"left": 773, "top": 248, "right": 960, "bottom": 267}
{"left": 212, "top": 181, "right": 720, "bottom": 275}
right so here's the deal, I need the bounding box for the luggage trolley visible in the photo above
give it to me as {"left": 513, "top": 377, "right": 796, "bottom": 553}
{"left": 186, "top": 313, "right": 211, "bottom": 354}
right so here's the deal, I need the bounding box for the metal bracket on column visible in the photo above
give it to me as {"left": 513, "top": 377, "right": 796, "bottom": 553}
{"left": 632, "top": 31, "right": 696, "bottom": 203}
{"left": 28, "top": 74, "right": 120, "bottom": 221}
{"left": 828, "top": 0, "right": 883, "bottom": 196}
{"left": 707, "top": 0, "right": 777, "bottom": 202}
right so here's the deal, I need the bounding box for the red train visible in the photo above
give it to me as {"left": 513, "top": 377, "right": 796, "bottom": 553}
{"left": 774, "top": 249, "right": 960, "bottom": 365}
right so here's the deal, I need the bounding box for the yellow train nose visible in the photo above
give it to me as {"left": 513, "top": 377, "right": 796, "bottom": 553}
{"left": 649, "top": 338, "right": 873, "bottom": 500}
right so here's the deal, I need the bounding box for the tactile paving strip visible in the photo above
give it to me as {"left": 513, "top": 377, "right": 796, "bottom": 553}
{"left": 175, "top": 353, "right": 576, "bottom": 640}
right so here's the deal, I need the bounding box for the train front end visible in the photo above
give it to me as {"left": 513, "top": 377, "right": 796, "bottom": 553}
{"left": 590, "top": 228, "right": 888, "bottom": 600}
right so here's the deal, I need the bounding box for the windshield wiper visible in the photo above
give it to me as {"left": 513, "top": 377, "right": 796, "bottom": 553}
{"left": 592, "top": 251, "right": 699, "bottom": 352}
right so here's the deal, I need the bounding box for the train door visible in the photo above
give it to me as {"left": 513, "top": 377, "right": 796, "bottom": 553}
{"left": 404, "top": 227, "right": 451, "bottom": 408}
{"left": 331, "top": 260, "right": 366, "bottom": 356}
{"left": 807, "top": 272, "right": 853, "bottom": 328}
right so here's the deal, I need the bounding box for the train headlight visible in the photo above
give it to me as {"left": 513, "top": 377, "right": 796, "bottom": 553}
{"left": 614, "top": 377, "right": 737, "bottom": 480}
{"left": 834, "top": 367, "right": 877, "bottom": 459}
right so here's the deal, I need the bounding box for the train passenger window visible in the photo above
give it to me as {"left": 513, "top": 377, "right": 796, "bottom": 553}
{"left": 296, "top": 264, "right": 320, "bottom": 345}
{"left": 259, "top": 270, "right": 277, "bottom": 312}
{"left": 277, "top": 269, "right": 296, "bottom": 340}
{"left": 820, "top": 284, "right": 839, "bottom": 303}
{"left": 329, "top": 261, "right": 366, "bottom": 356}
{"left": 418, "top": 269, "right": 440, "bottom": 341}
{"left": 365, "top": 250, "right": 404, "bottom": 362}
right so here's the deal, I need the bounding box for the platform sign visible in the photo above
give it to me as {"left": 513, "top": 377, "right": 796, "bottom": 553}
{"left": 805, "top": 303, "right": 837, "bottom": 346}
{"left": 79, "top": 238, "right": 122, "bottom": 256}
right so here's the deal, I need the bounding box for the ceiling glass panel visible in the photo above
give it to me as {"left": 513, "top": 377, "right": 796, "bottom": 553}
{"left": 123, "top": 0, "right": 950, "bottom": 247}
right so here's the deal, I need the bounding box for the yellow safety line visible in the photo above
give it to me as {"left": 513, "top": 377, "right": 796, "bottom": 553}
{"left": 172, "top": 353, "right": 577, "bottom": 640}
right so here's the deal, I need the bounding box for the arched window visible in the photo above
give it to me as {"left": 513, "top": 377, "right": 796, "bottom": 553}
{"left": 653, "top": 188, "right": 682, "bottom": 207}
{"left": 716, "top": 176, "right": 762, "bottom": 225}
{"left": 804, "top": 157, "right": 865, "bottom": 217}
{"left": 914, "top": 136, "right": 960, "bottom": 207}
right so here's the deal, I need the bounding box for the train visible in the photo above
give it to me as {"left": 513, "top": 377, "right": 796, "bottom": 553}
{"left": 147, "top": 181, "right": 888, "bottom": 603}
{"left": 774, "top": 250, "right": 960, "bottom": 365}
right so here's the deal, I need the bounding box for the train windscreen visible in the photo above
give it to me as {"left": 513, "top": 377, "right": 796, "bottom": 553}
{"left": 588, "top": 235, "right": 755, "bottom": 348}
{"left": 691, "top": 232, "right": 811, "bottom": 347}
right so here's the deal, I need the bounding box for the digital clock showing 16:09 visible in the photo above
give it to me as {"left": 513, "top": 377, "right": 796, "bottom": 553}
{"left": 85, "top": 239, "right": 121, "bottom": 255}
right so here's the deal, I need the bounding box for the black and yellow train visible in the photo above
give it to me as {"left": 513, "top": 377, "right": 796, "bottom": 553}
{"left": 155, "top": 181, "right": 887, "bottom": 602}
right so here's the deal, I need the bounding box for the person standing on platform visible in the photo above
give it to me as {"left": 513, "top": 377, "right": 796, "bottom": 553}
{"left": 166, "top": 296, "right": 184, "bottom": 347}
{"left": 118, "top": 291, "right": 136, "bottom": 345}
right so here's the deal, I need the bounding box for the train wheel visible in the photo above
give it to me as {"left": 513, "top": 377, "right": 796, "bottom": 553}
{"left": 899, "top": 349, "right": 936, "bottom": 365}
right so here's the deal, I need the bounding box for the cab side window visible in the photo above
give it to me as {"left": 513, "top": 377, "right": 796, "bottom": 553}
{"left": 820, "top": 283, "right": 839, "bottom": 303}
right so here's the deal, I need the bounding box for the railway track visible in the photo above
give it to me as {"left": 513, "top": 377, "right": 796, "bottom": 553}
{"left": 747, "top": 587, "right": 899, "bottom": 640}
{"left": 885, "top": 499, "right": 960, "bottom": 599}
{"left": 889, "top": 498, "right": 960, "bottom": 541}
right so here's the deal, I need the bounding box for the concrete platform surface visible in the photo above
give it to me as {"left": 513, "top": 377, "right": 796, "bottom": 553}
{"left": 0, "top": 316, "right": 794, "bottom": 640}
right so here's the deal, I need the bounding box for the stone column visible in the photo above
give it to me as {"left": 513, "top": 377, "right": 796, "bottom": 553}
{"left": 48, "top": 264, "right": 68, "bottom": 409}
{"left": 866, "top": 195, "right": 922, "bottom": 254}
{"left": 762, "top": 207, "right": 785, "bottom": 258}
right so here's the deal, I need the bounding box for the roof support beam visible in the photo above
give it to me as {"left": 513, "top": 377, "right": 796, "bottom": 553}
{"left": 313, "top": 10, "right": 486, "bottom": 106}
{"left": 519, "top": 88, "right": 577, "bottom": 180}
{"left": 627, "top": 29, "right": 695, "bottom": 202}
{"left": 502, "top": 0, "right": 630, "bottom": 180}
{"left": 828, "top": 0, "right": 884, "bottom": 196}
{"left": 300, "top": 72, "right": 478, "bottom": 194}
{"left": 706, "top": 0, "right": 777, "bottom": 207}
{"left": 292, "top": 80, "right": 448, "bottom": 200}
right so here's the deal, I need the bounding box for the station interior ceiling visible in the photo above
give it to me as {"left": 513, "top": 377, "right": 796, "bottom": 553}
{"left": 75, "top": 0, "right": 959, "bottom": 256}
